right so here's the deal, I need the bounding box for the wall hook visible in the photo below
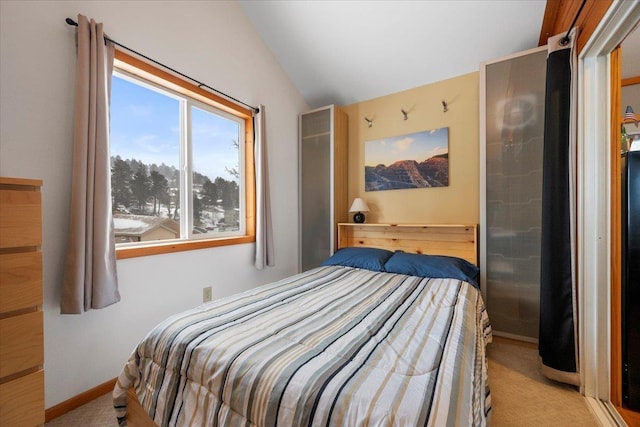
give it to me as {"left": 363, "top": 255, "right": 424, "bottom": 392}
{"left": 442, "top": 100, "right": 448, "bottom": 113}
{"left": 364, "top": 117, "right": 373, "bottom": 128}
{"left": 401, "top": 109, "right": 408, "bottom": 120}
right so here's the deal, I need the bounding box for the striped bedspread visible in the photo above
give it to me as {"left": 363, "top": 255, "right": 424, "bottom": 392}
{"left": 114, "top": 266, "right": 492, "bottom": 426}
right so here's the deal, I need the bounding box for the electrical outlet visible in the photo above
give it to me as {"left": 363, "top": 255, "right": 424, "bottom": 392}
{"left": 203, "top": 286, "right": 212, "bottom": 303}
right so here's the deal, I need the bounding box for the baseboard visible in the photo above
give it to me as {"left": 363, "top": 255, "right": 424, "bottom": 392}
{"left": 45, "top": 377, "right": 116, "bottom": 422}
{"left": 584, "top": 396, "right": 629, "bottom": 426}
{"left": 491, "top": 330, "right": 539, "bottom": 344}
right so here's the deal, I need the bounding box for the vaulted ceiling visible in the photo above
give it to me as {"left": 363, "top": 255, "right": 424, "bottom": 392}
{"left": 239, "top": 1, "right": 548, "bottom": 109}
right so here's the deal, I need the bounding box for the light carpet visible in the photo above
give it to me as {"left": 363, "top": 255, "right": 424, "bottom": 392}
{"left": 487, "top": 336, "right": 598, "bottom": 426}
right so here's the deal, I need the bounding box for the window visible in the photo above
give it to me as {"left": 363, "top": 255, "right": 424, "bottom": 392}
{"left": 110, "top": 50, "right": 255, "bottom": 259}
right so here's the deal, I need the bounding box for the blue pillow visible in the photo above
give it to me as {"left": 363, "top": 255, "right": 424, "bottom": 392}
{"left": 321, "top": 247, "right": 394, "bottom": 272}
{"left": 383, "top": 252, "right": 479, "bottom": 287}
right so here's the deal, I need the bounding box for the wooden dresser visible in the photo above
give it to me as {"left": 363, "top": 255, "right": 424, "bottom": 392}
{"left": 0, "top": 177, "right": 44, "bottom": 426}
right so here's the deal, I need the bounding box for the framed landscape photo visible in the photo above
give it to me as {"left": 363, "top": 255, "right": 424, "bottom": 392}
{"left": 365, "top": 127, "right": 449, "bottom": 191}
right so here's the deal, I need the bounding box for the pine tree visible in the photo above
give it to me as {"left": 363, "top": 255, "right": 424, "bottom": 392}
{"left": 131, "top": 164, "right": 151, "bottom": 213}
{"left": 150, "top": 170, "right": 169, "bottom": 216}
{"left": 201, "top": 177, "right": 218, "bottom": 208}
{"left": 193, "top": 191, "right": 203, "bottom": 226}
{"left": 111, "top": 156, "right": 132, "bottom": 211}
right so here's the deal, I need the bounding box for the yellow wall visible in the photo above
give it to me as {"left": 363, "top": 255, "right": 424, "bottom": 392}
{"left": 342, "top": 72, "right": 479, "bottom": 225}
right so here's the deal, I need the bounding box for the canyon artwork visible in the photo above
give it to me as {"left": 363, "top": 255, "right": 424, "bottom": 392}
{"left": 365, "top": 127, "right": 449, "bottom": 191}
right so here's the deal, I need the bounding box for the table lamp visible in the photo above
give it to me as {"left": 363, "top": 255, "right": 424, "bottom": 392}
{"left": 349, "top": 198, "right": 370, "bottom": 223}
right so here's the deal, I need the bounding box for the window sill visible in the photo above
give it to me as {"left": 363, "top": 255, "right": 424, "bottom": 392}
{"left": 116, "top": 235, "right": 256, "bottom": 260}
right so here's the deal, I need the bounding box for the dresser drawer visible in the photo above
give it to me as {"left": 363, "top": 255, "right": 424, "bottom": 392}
{"left": 0, "top": 252, "right": 42, "bottom": 313}
{"left": 0, "top": 311, "right": 43, "bottom": 379}
{"left": 0, "top": 369, "right": 44, "bottom": 426}
{"left": 0, "top": 188, "right": 42, "bottom": 249}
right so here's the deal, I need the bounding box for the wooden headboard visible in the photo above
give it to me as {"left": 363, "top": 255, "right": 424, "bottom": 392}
{"left": 337, "top": 223, "right": 478, "bottom": 266}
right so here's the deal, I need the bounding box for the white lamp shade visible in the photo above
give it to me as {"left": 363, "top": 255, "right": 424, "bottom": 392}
{"left": 349, "top": 198, "right": 369, "bottom": 213}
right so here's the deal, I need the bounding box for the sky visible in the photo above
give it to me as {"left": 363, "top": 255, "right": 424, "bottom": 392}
{"left": 110, "top": 73, "right": 241, "bottom": 182}
{"left": 364, "top": 127, "right": 449, "bottom": 167}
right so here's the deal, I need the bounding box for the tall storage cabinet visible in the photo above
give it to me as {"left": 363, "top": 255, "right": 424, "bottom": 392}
{"left": 480, "top": 47, "right": 547, "bottom": 340}
{"left": 0, "top": 177, "right": 44, "bottom": 426}
{"left": 299, "top": 105, "right": 348, "bottom": 271}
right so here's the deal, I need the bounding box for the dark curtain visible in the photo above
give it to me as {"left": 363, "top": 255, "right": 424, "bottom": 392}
{"left": 539, "top": 31, "right": 579, "bottom": 385}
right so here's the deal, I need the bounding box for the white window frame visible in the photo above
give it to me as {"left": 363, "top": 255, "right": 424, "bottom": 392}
{"left": 111, "top": 50, "right": 256, "bottom": 259}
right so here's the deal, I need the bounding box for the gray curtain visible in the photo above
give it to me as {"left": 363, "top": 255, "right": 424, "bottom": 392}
{"left": 539, "top": 29, "right": 579, "bottom": 385}
{"left": 61, "top": 14, "right": 120, "bottom": 313}
{"left": 254, "top": 104, "right": 275, "bottom": 268}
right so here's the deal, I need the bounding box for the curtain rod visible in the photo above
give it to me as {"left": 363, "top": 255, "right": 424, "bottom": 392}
{"left": 65, "top": 18, "right": 259, "bottom": 114}
{"left": 560, "top": 0, "right": 587, "bottom": 46}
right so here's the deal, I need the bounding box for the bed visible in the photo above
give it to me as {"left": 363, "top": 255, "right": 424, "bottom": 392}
{"left": 113, "top": 224, "right": 492, "bottom": 426}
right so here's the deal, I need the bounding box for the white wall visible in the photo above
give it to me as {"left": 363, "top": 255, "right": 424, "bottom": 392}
{"left": 0, "top": 0, "right": 308, "bottom": 407}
